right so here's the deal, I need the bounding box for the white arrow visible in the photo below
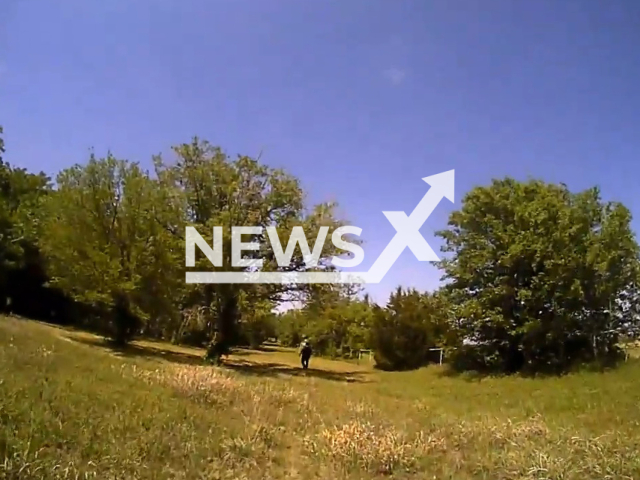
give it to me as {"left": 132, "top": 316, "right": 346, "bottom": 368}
{"left": 364, "top": 170, "right": 455, "bottom": 283}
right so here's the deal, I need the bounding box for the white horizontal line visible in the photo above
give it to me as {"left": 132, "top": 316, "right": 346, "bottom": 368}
{"left": 185, "top": 271, "right": 371, "bottom": 284}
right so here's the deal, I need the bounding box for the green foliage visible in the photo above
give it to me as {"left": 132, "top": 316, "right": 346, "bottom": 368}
{"left": 437, "top": 178, "right": 640, "bottom": 373}
{"left": 0, "top": 158, "right": 50, "bottom": 271}
{"left": 310, "top": 296, "right": 374, "bottom": 357}
{"left": 0, "top": 126, "right": 53, "bottom": 314}
{"left": 276, "top": 308, "right": 307, "bottom": 347}
{"left": 30, "top": 137, "right": 351, "bottom": 351}
{"left": 237, "top": 290, "right": 277, "bottom": 348}
{"left": 369, "top": 287, "right": 450, "bottom": 370}
{"left": 39, "top": 153, "right": 183, "bottom": 344}
{"left": 276, "top": 287, "right": 374, "bottom": 358}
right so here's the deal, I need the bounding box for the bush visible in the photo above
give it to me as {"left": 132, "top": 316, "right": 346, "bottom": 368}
{"left": 370, "top": 288, "right": 450, "bottom": 371}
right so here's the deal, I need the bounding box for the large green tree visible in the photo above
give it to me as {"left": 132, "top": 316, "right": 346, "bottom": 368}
{"left": 0, "top": 126, "right": 52, "bottom": 313}
{"left": 39, "top": 153, "right": 183, "bottom": 344}
{"left": 152, "top": 138, "right": 351, "bottom": 361}
{"left": 437, "top": 178, "right": 640, "bottom": 373}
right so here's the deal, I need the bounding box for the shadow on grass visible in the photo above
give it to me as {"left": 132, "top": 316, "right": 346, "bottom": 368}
{"left": 65, "top": 334, "right": 205, "bottom": 366}
{"left": 432, "top": 363, "right": 540, "bottom": 381}
{"left": 434, "top": 367, "right": 500, "bottom": 382}
{"left": 432, "top": 357, "right": 637, "bottom": 381}
{"left": 231, "top": 345, "right": 290, "bottom": 356}
{"left": 63, "top": 333, "right": 369, "bottom": 383}
{"left": 248, "top": 344, "right": 282, "bottom": 353}
{"left": 222, "top": 358, "right": 371, "bottom": 383}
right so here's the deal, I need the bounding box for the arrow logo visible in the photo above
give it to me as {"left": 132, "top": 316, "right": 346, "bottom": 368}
{"left": 362, "top": 169, "right": 455, "bottom": 283}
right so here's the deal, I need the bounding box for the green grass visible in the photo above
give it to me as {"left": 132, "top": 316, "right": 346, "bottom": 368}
{"left": 2, "top": 316, "right": 640, "bottom": 479}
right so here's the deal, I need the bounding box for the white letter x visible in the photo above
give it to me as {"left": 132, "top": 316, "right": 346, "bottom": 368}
{"left": 382, "top": 211, "right": 438, "bottom": 261}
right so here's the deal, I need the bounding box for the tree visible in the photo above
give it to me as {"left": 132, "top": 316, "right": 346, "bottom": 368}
{"left": 437, "top": 178, "right": 640, "bottom": 373}
{"left": 369, "top": 287, "right": 450, "bottom": 370}
{"left": 0, "top": 126, "right": 53, "bottom": 316}
{"left": 39, "top": 153, "right": 183, "bottom": 345}
{"left": 236, "top": 290, "right": 277, "bottom": 348}
{"left": 304, "top": 292, "right": 374, "bottom": 358}
{"left": 276, "top": 308, "right": 307, "bottom": 347}
{"left": 271, "top": 280, "right": 376, "bottom": 358}
{"left": 153, "top": 138, "right": 351, "bottom": 362}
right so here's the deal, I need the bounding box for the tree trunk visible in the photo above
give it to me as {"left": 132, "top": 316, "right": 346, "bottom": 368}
{"left": 112, "top": 294, "right": 138, "bottom": 347}
{"left": 205, "top": 286, "right": 239, "bottom": 364}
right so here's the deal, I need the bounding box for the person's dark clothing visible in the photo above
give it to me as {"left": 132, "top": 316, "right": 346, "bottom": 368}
{"left": 300, "top": 344, "right": 312, "bottom": 369}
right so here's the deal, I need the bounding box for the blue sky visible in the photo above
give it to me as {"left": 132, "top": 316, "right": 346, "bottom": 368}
{"left": 2, "top": 0, "right": 640, "bottom": 305}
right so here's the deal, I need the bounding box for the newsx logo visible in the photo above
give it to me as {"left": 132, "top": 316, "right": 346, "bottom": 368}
{"left": 185, "top": 170, "right": 454, "bottom": 284}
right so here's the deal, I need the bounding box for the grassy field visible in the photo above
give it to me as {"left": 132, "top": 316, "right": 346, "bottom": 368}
{"left": 2, "top": 316, "right": 640, "bottom": 479}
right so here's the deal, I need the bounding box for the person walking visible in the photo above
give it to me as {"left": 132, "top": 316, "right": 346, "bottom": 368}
{"left": 299, "top": 338, "right": 312, "bottom": 369}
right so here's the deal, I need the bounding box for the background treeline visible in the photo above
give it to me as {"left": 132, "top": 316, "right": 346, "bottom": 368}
{"left": 1, "top": 125, "right": 639, "bottom": 374}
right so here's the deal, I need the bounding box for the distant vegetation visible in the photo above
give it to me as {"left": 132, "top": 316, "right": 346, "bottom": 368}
{"left": 1, "top": 124, "right": 639, "bottom": 374}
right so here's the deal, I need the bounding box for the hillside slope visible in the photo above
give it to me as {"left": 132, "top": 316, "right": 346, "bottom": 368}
{"left": 2, "top": 316, "right": 640, "bottom": 479}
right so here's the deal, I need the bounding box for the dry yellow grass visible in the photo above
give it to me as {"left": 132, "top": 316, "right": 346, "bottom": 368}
{"left": 3, "top": 316, "right": 640, "bottom": 479}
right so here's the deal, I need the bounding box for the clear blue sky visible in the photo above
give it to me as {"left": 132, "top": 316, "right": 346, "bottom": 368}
{"left": 2, "top": 0, "right": 639, "bottom": 305}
